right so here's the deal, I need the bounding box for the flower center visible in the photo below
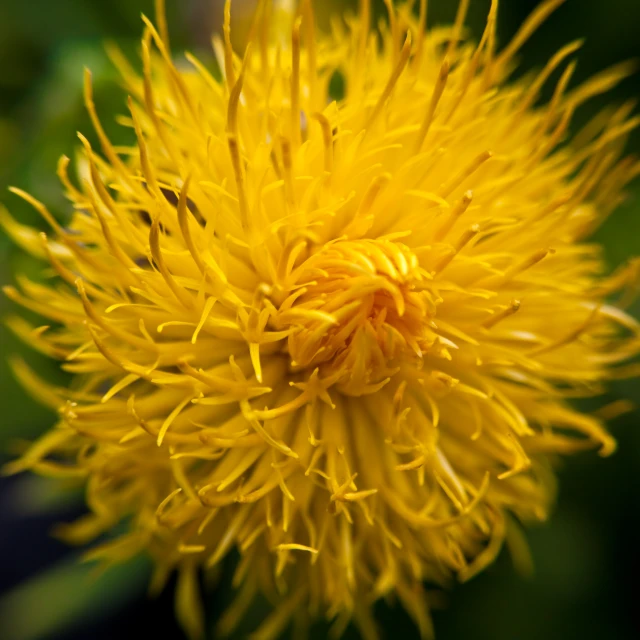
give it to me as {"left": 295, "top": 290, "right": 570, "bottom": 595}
{"left": 277, "top": 238, "right": 437, "bottom": 394}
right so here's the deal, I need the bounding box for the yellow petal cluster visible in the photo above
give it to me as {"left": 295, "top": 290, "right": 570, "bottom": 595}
{"left": 3, "top": 0, "right": 639, "bottom": 637}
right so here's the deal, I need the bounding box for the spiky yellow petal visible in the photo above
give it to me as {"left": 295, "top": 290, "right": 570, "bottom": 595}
{"left": 3, "top": 1, "right": 639, "bottom": 638}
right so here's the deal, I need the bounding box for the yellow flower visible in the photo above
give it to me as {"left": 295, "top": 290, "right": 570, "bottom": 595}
{"left": 2, "top": 0, "right": 639, "bottom": 637}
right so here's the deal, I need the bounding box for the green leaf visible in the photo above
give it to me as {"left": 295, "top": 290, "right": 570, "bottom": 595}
{"left": 0, "top": 555, "right": 150, "bottom": 640}
{"left": 3, "top": 475, "right": 82, "bottom": 516}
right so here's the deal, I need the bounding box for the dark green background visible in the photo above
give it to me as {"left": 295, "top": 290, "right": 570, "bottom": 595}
{"left": 0, "top": 1, "right": 638, "bottom": 639}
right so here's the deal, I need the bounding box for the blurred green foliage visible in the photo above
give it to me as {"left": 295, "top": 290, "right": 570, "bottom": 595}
{"left": 0, "top": 554, "right": 150, "bottom": 640}
{"left": 0, "top": 1, "right": 638, "bottom": 639}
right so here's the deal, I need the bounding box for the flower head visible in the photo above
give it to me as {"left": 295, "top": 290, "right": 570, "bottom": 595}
{"left": 3, "top": 0, "right": 640, "bottom": 637}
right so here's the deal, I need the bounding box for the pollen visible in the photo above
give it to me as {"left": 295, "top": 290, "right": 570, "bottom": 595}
{"left": 274, "top": 236, "right": 436, "bottom": 393}
{"left": 2, "top": 0, "right": 639, "bottom": 638}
